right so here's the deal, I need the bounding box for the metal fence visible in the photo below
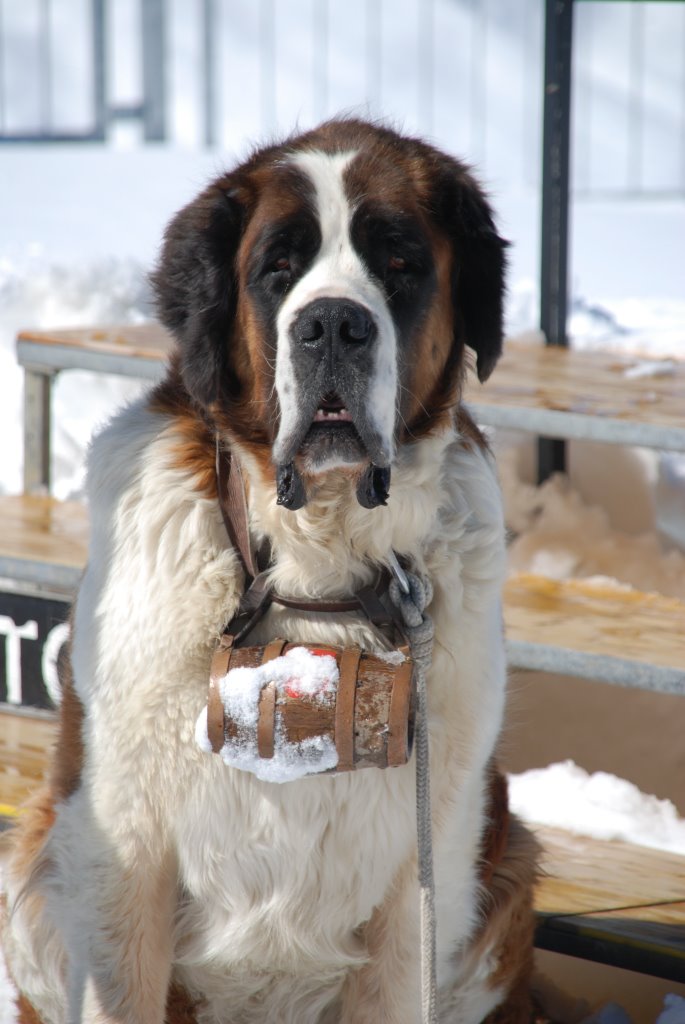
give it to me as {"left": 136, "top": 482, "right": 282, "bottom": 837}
{"left": 1, "top": 0, "right": 684, "bottom": 196}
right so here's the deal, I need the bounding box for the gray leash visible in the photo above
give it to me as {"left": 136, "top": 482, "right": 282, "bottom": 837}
{"left": 389, "top": 567, "right": 439, "bottom": 1024}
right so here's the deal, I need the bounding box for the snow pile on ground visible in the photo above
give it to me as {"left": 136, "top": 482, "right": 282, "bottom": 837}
{"left": 195, "top": 647, "right": 339, "bottom": 782}
{"left": 509, "top": 760, "right": 685, "bottom": 854}
{"left": 493, "top": 321, "right": 685, "bottom": 590}
{"left": 499, "top": 448, "right": 685, "bottom": 600}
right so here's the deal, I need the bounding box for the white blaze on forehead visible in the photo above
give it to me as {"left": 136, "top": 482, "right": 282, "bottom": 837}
{"left": 273, "top": 147, "right": 397, "bottom": 467}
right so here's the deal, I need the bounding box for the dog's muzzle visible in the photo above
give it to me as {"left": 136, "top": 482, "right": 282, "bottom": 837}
{"left": 275, "top": 297, "right": 393, "bottom": 510}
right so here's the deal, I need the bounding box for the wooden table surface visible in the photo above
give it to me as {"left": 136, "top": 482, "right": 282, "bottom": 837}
{"left": 0, "top": 495, "right": 89, "bottom": 570}
{"left": 535, "top": 826, "right": 685, "bottom": 915}
{"left": 465, "top": 341, "right": 685, "bottom": 450}
{"left": 504, "top": 573, "right": 685, "bottom": 673}
{"left": 534, "top": 825, "right": 685, "bottom": 981}
{"left": 0, "top": 711, "right": 55, "bottom": 818}
{"left": 17, "top": 322, "right": 173, "bottom": 363}
{"left": 15, "top": 324, "right": 685, "bottom": 448}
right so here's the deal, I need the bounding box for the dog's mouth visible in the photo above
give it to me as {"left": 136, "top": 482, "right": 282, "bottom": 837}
{"left": 299, "top": 390, "right": 369, "bottom": 469}
{"left": 275, "top": 389, "right": 391, "bottom": 511}
{"left": 312, "top": 392, "right": 354, "bottom": 425}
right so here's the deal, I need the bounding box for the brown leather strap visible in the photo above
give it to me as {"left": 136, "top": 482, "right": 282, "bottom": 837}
{"left": 255, "top": 640, "right": 286, "bottom": 760}
{"left": 386, "top": 654, "right": 414, "bottom": 767}
{"left": 216, "top": 443, "right": 257, "bottom": 581}
{"left": 335, "top": 646, "right": 361, "bottom": 771}
{"left": 272, "top": 594, "right": 364, "bottom": 614}
{"left": 257, "top": 683, "right": 277, "bottom": 759}
{"left": 207, "top": 635, "right": 234, "bottom": 753}
{"left": 355, "top": 585, "right": 394, "bottom": 628}
{"left": 270, "top": 572, "right": 396, "bottom": 625}
{"left": 225, "top": 573, "right": 274, "bottom": 646}
{"left": 262, "top": 638, "right": 287, "bottom": 663}
{"left": 215, "top": 440, "right": 409, "bottom": 648}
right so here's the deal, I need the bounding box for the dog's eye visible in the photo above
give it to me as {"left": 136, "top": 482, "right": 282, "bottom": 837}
{"left": 270, "top": 256, "right": 291, "bottom": 274}
{"left": 388, "top": 254, "right": 408, "bottom": 273}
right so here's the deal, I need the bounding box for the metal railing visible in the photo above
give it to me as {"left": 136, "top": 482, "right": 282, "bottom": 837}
{"left": 0, "top": 0, "right": 163, "bottom": 142}
{"left": 1, "top": 0, "right": 683, "bottom": 199}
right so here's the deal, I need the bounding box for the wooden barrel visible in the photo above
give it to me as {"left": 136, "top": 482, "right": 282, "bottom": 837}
{"left": 206, "top": 637, "right": 415, "bottom": 771}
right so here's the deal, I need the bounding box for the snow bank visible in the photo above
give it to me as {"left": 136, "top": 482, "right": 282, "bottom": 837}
{"left": 195, "top": 647, "right": 339, "bottom": 783}
{"left": 498, "top": 445, "right": 685, "bottom": 599}
{"left": 509, "top": 760, "right": 685, "bottom": 854}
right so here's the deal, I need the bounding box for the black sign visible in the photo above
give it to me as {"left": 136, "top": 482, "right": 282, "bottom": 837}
{"left": 0, "top": 590, "right": 71, "bottom": 710}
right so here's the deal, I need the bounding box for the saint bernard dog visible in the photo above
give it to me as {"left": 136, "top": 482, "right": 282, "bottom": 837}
{"left": 2, "top": 119, "right": 539, "bottom": 1023}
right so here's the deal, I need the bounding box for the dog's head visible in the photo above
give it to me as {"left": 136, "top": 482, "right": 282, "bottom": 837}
{"left": 152, "top": 119, "right": 507, "bottom": 508}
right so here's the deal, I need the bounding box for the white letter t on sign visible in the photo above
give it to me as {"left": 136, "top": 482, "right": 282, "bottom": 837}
{"left": 0, "top": 615, "right": 39, "bottom": 705}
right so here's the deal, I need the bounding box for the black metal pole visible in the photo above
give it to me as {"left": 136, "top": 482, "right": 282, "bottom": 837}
{"left": 538, "top": 0, "right": 574, "bottom": 482}
{"left": 92, "top": 0, "right": 107, "bottom": 140}
{"left": 203, "top": 0, "right": 216, "bottom": 147}
{"left": 141, "top": 0, "right": 166, "bottom": 142}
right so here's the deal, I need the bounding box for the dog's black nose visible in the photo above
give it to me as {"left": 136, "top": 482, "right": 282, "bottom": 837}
{"left": 292, "top": 299, "right": 375, "bottom": 349}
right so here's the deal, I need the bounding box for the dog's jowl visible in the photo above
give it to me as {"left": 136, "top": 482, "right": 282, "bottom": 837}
{"left": 2, "top": 120, "right": 538, "bottom": 1024}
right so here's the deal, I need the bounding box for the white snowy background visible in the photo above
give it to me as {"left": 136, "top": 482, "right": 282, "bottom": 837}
{"left": 1, "top": 1, "right": 684, "bottom": 1020}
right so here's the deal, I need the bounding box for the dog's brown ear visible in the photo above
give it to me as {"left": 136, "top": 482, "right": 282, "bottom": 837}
{"left": 151, "top": 179, "right": 246, "bottom": 408}
{"left": 435, "top": 161, "right": 508, "bottom": 383}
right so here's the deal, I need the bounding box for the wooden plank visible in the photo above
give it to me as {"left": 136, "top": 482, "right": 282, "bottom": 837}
{"left": 465, "top": 343, "right": 685, "bottom": 450}
{"left": 534, "top": 825, "right": 685, "bottom": 916}
{"left": 17, "top": 323, "right": 173, "bottom": 364}
{"left": 582, "top": 902, "right": 685, "bottom": 928}
{"left": 470, "top": 341, "right": 685, "bottom": 429}
{"left": 16, "top": 330, "right": 685, "bottom": 446}
{"left": 0, "top": 495, "right": 88, "bottom": 570}
{"left": 0, "top": 711, "right": 55, "bottom": 817}
{"left": 504, "top": 574, "right": 685, "bottom": 674}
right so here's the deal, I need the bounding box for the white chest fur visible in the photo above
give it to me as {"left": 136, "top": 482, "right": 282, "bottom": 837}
{"left": 70, "top": 403, "right": 507, "bottom": 1016}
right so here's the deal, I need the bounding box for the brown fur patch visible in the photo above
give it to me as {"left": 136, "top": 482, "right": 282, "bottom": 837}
{"left": 399, "top": 231, "right": 460, "bottom": 442}
{"left": 1, "top": 791, "right": 57, "bottom": 1024}
{"left": 479, "top": 767, "right": 511, "bottom": 886}
{"left": 456, "top": 405, "right": 492, "bottom": 453}
{"left": 165, "top": 982, "right": 202, "bottom": 1024}
{"left": 149, "top": 360, "right": 219, "bottom": 498}
{"left": 476, "top": 817, "right": 541, "bottom": 1023}
{"left": 15, "top": 994, "right": 44, "bottom": 1024}
{"left": 50, "top": 648, "right": 84, "bottom": 803}
{"left": 6, "top": 787, "right": 57, "bottom": 875}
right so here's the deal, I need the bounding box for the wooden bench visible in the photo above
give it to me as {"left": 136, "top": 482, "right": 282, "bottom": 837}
{"left": 504, "top": 574, "right": 685, "bottom": 694}
{"left": 17, "top": 326, "right": 685, "bottom": 492}
{"left": 465, "top": 340, "right": 685, "bottom": 452}
{"left": 0, "top": 709, "right": 55, "bottom": 820}
{"left": 0, "top": 493, "right": 88, "bottom": 594}
{"left": 2, "top": 710, "right": 683, "bottom": 984}
{"left": 7, "top": 323, "right": 685, "bottom": 983}
{"left": 18, "top": 323, "right": 170, "bottom": 494}
{"left": 535, "top": 825, "right": 685, "bottom": 984}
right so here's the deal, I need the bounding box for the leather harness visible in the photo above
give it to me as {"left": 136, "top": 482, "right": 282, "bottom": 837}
{"left": 213, "top": 441, "right": 510, "bottom": 883}
{"left": 215, "top": 443, "right": 410, "bottom": 647}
